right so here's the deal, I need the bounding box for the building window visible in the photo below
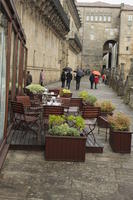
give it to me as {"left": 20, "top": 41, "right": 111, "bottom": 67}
{"left": 128, "top": 15, "right": 133, "bottom": 21}
{"left": 90, "top": 33, "right": 94, "bottom": 40}
{"left": 95, "top": 16, "right": 98, "bottom": 21}
{"left": 86, "top": 16, "right": 89, "bottom": 21}
{"left": 108, "top": 16, "right": 111, "bottom": 22}
{"left": 90, "top": 16, "right": 94, "bottom": 21}
{"left": 103, "top": 16, "right": 107, "bottom": 22}
{"left": 126, "top": 46, "right": 129, "bottom": 51}
{"left": 99, "top": 16, "right": 103, "bottom": 21}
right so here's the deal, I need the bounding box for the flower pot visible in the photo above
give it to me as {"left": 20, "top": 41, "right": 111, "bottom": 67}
{"left": 109, "top": 129, "right": 132, "bottom": 153}
{"left": 62, "top": 93, "right": 72, "bottom": 98}
{"left": 45, "top": 135, "right": 86, "bottom": 162}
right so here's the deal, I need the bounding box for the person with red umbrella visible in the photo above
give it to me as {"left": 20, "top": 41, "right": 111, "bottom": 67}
{"left": 94, "top": 75, "right": 99, "bottom": 89}
{"left": 92, "top": 71, "right": 101, "bottom": 89}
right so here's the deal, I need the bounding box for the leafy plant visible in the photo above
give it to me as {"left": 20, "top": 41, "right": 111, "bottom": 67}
{"left": 49, "top": 115, "right": 85, "bottom": 136}
{"left": 79, "top": 91, "right": 97, "bottom": 106}
{"left": 49, "top": 123, "right": 80, "bottom": 136}
{"left": 49, "top": 115, "right": 65, "bottom": 128}
{"left": 67, "top": 115, "right": 85, "bottom": 131}
{"left": 26, "top": 84, "right": 45, "bottom": 94}
{"left": 59, "top": 88, "right": 71, "bottom": 96}
{"left": 108, "top": 113, "right": 131, "bottom": 131}
{"left": 95, "top": 101, "right": 115, "bottom": 112}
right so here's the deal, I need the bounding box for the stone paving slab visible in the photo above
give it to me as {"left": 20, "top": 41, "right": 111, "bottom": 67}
{"left": 0, "top": 77, "right": 133, "bottom": 200}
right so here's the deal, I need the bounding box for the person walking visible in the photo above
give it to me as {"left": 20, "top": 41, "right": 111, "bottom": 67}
{"left": 66, "top": 71, "right": 72, "bottom": 89}
{"left": 94, "top": 75, "right": 99, "bottom": 89}
{"left": 89, "top": 73, "right": 94, "bottom": 89}
{"left": 61, "top": 70, "right": 66, "bottom": 88}
{"left": 76, "top": 68, "right": 83, "bottom": 90}
{"left": 102, "top": 74, "right": 106, "bottom": 83}
{"left": 39, "top": 69, "right": 45, "bottom": 86}
{"left": 26, "top": 71, "right": 32, "bottom": 86}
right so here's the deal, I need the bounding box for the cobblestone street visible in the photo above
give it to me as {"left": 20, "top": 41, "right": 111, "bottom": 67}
{"left": 0, "top": 77, "right": 133, "bottom": 200}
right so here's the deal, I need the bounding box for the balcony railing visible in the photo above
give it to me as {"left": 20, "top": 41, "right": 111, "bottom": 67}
{"left": 52, "top": 0, "right": 70, "bottom": 31}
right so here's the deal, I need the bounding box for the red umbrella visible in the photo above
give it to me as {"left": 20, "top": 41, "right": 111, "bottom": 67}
{"left": 92, "top": 71, "right": 101, "bottom": 76}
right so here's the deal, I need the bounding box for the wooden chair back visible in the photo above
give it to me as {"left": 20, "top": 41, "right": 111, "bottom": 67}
{"left": 16, "top": 96, "right": 31, "bottom": 107}
{"left": 60, "top": 97, "right": 71, "bottom": 109}
{"left": 82, "top": 107, "right": 101, "bottom": 119}
{"left": 43, "top": 105, "right": 64, "bottom": 118}
{"left": 70, "top": 98, "right": 82, "bottom": 109}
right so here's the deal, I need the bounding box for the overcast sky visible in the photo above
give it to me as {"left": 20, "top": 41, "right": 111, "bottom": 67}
{"left": 77, "top": 0, "right": 133, "bottom": 5}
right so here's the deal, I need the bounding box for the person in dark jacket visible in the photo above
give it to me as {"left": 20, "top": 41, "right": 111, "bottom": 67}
{"left": 26, "top": 71, "right": 32, "bottom": 86}
{"left": 66, "top": 71, "right": 72, "bottom": 89}
{"left": 89, "top": 73, "right": 94, "bottom": 89}
{"left": 61, "top": 70, "right": 66, "bottom": 88}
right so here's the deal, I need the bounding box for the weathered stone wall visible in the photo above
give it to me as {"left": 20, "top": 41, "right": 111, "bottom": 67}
{"left": 77, "top": 5, "right": 120, "bottom": 70}
{"left": 68, "top": 48, "right": 77, "bottom": 70}
{"left": 14, "top": 0, "right": 63, "bottom": 84}
{"left": 14, "top": 0, "right": 82, "bottom": 83}
{"left": 119, "top": 10, "right": 133, "bottom": 78}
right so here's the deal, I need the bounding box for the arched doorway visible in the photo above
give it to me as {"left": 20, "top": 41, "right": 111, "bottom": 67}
{"left": 103, "top": 40, "right": 117, "bottom": 70}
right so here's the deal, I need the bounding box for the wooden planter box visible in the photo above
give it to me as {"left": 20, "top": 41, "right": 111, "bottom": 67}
{"left": 81, "top": 102, "right": 93, "bottom": 111}
{"left": 109, "top": 130, "right": 132, "bottom": 153}
{"left": 45, "top": 135, "right": 86, "bottom": 162}
{"left": 62, "top": 93, "right": 72, "bottom": 98}
{"left": 100, "top": 111, "right": 113, "bottom": 117}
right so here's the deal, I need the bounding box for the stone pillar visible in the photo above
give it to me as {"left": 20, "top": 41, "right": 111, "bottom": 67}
{"left": 124, "top": 58, "right": 133, "bottom": 104}
{"left": 118, "top": 63, "right": 125, "bottom": 96}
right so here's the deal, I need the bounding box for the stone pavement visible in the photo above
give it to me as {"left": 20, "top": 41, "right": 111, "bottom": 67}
{"left": 0, "top": 77, "right": 133, "bottom": 200}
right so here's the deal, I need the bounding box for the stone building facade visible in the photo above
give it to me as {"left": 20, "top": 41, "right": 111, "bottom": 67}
{"left": 77, "top": 1, "right": 133, "bottom": 76}
{"left": 14, "top": 0, "right": 82, "bottom": 84}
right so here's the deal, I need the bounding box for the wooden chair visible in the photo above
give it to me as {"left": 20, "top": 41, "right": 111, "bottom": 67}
{"left": 43, "top": 105, "right": 64, "bottom": 129}
{"left": 60, "top": 97, "right": 71, "bottom": 114}
{"left": 16, "top": 95, "right": 43, "bottom": 127}
{"left": 43, "top": 105, "right": 64, "bottom": 119}
{"left": 70, "top": 98, "right": 82, "bottom": 110}
{"left": 82, "top": 107, "right": 101, "bottom": 143}
{"left": 69, "top": 98, "right": 83, "bottom": 115}
{"left": 97, "top": 116, "right": 110, "bottom": 141}
{"left": 11, "top": 101, "right": 41, "bottom": 141}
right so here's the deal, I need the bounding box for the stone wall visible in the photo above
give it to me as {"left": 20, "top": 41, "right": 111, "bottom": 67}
{"left": 14, "top": 0, "right": 61, "bottom": 84}
{"left": 77, "top": 5, "right": 120, "bottom": 70}
{"left": 119, "top": 10, "right": 133, "bottom": 78}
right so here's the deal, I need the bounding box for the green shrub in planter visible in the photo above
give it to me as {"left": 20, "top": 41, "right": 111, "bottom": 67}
{"left": 67, "top": 115, "right": 85, "bottom": 131}
{"left": 49, "top": 115, "right": 85, "bottom": 135}
{"left": 26, "top": 84, "right": 45, "bottom": 94}
{"left": 49, "top": 115, "right": 65, "bottom": 128}
{"left": 49, "top": 123, "right": 80, "bottom": 136}
{"left": 79, "top": 91, "right": 97, "bottom": 106}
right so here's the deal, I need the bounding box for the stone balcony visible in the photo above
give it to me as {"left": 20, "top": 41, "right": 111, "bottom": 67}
{"left": 28, "top": 0, "right": 70, "bottom": 38}
{"left": 68, "top": 33, "right": 82, "bottom": 54}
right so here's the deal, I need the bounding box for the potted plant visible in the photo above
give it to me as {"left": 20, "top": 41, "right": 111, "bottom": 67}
{"left": 59, "top": 88, "right": 72, "bottom": 98}
{"left": 108, "top": 113, "right": 132, "bottom": 153}
{"left": 79, "top": 91, "right": 97, "bottom": 109}
{"left": 26, "top": 84, "right": 46, "bottom": 94}
{"left": 45, "top": 115, "right": 86, "bottom": 162}
{"left": 95, "top": 101, "right": 115, "bottom": 116}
